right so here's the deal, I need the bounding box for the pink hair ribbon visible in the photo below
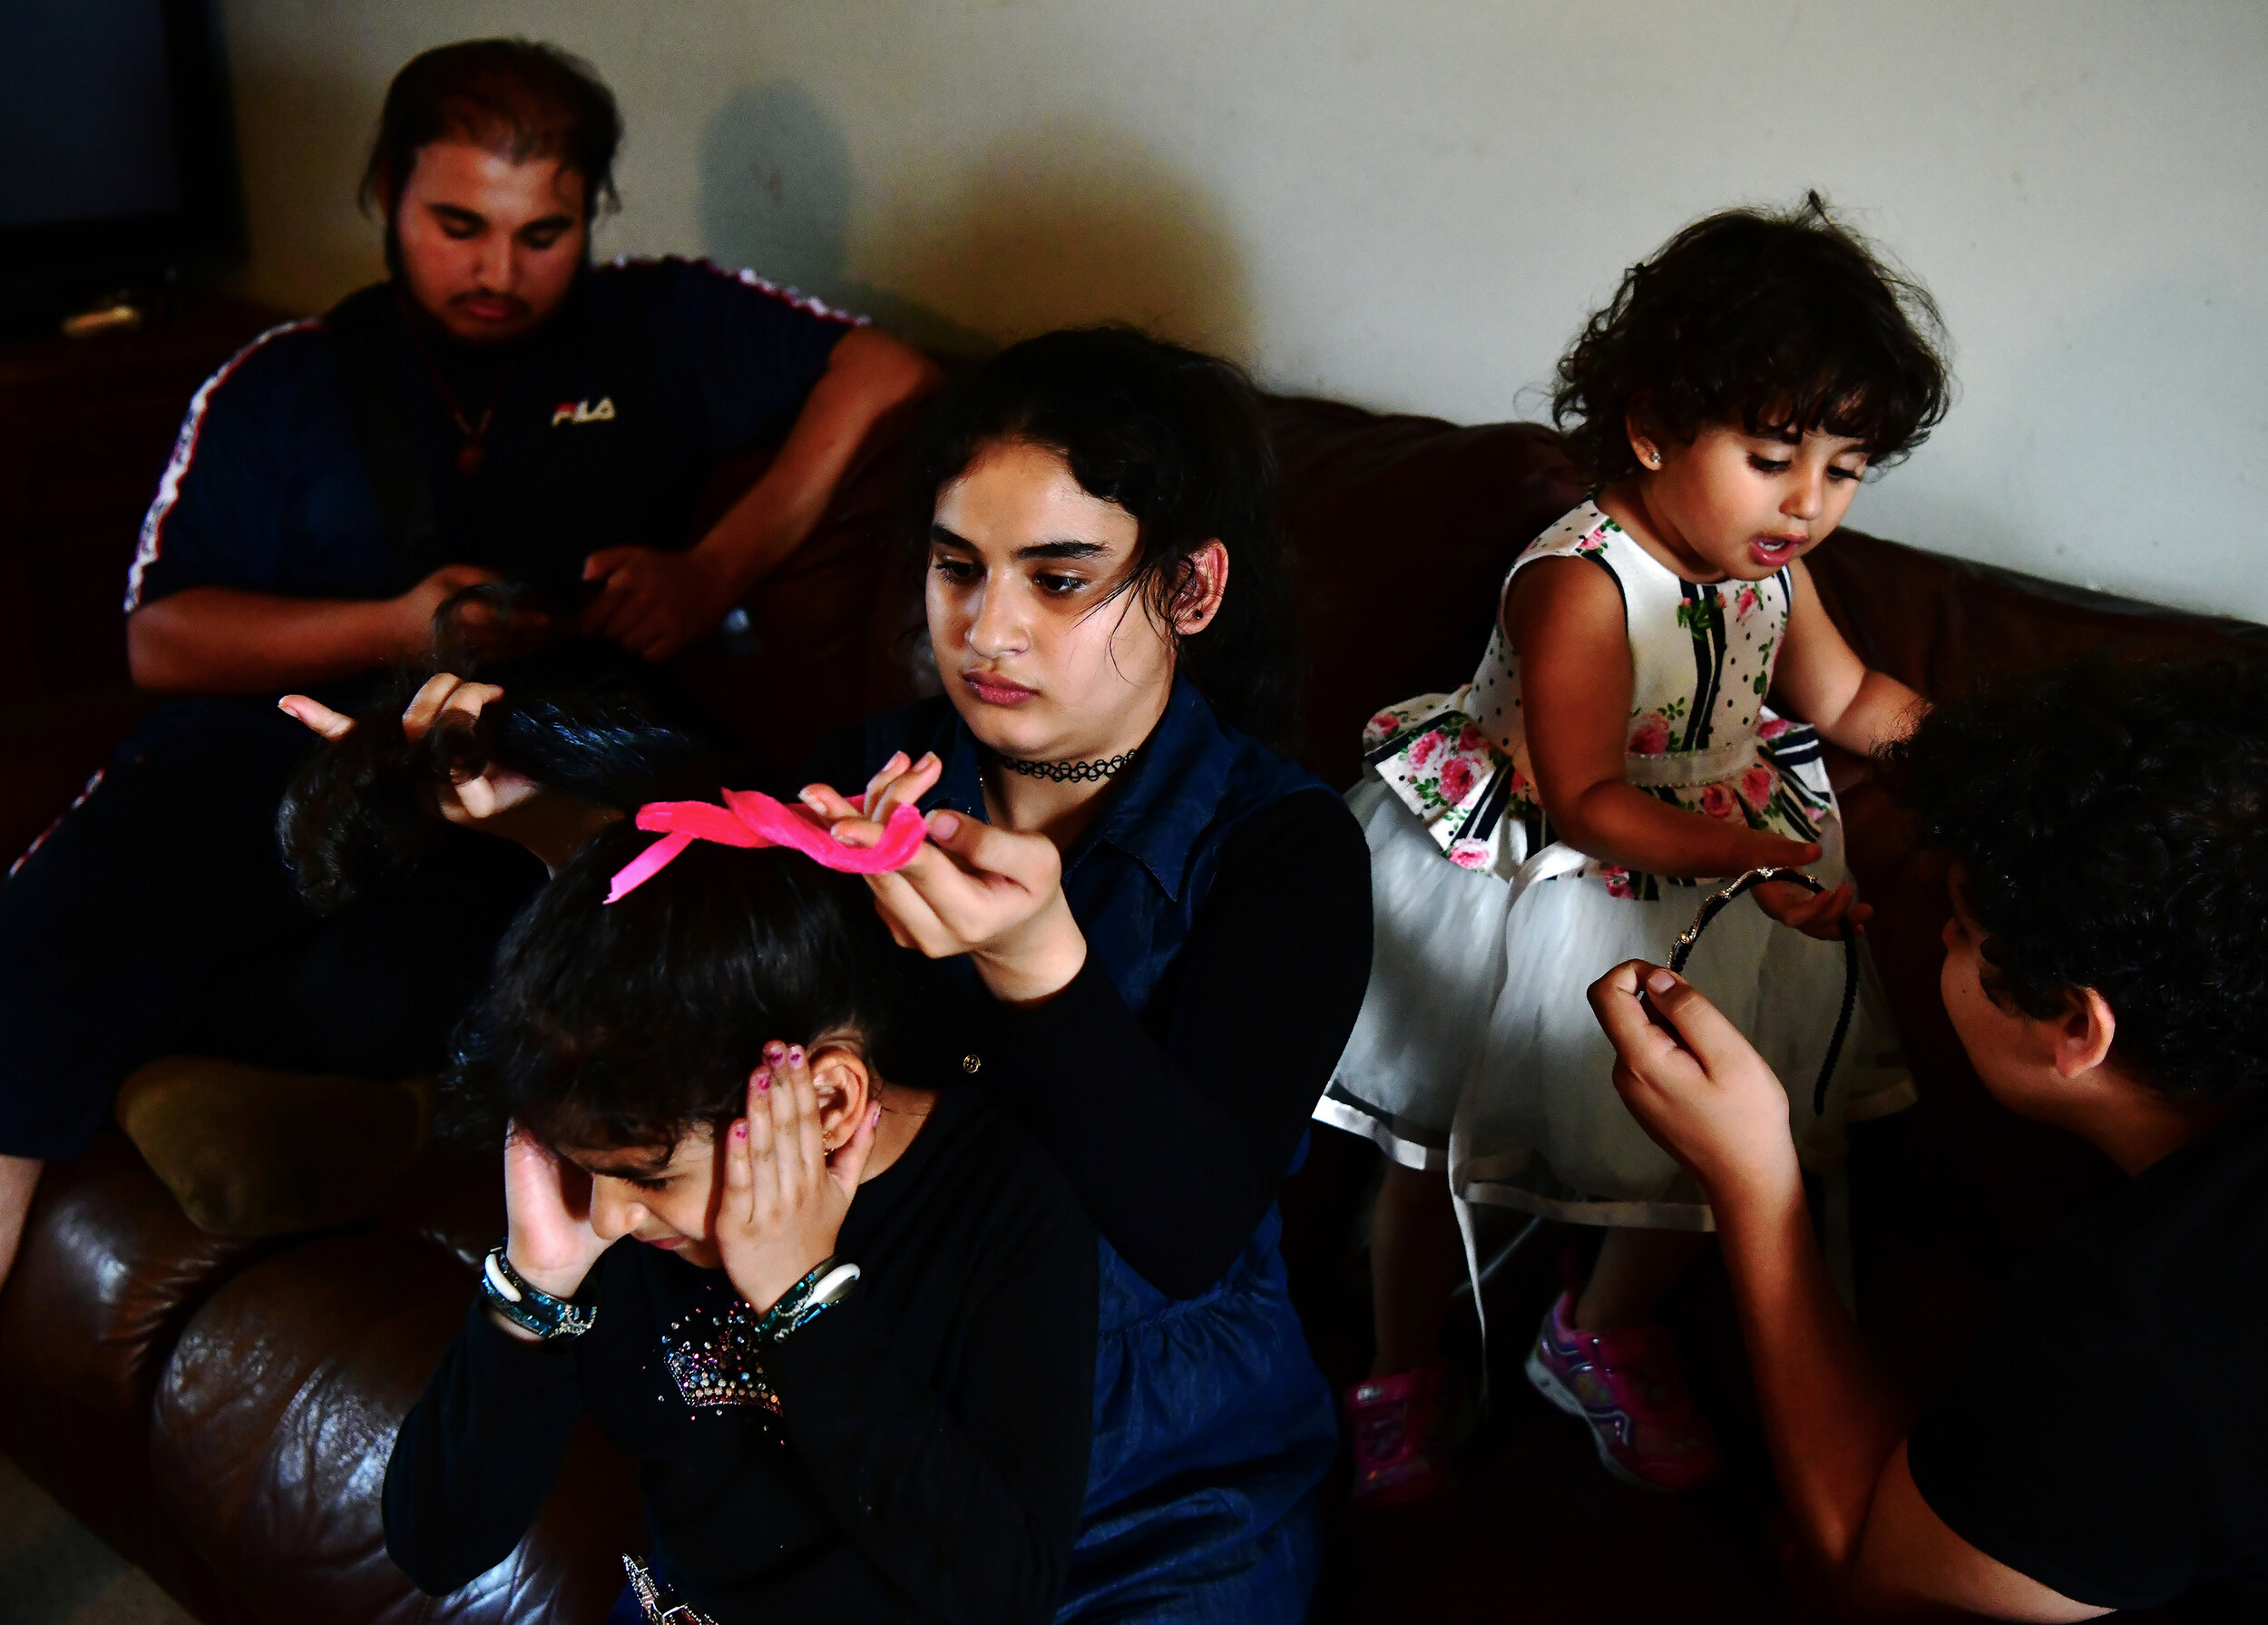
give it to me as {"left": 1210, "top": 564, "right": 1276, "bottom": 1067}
{"left": 603, "top": 788, "right": 928, "bottom": 905}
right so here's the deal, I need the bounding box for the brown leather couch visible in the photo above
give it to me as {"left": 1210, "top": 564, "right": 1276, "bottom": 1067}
{"left": 3, "top": 383, "right": 2262, "bottom": 1625}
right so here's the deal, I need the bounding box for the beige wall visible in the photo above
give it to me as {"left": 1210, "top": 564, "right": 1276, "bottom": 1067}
{"left": 217, "top": 0, "right": 2268, "bottom": 621}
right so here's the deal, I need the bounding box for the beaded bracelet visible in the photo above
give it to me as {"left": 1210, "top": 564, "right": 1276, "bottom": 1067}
{"left": 481, "top": 1242, "right": 598, "bottom": 1340}
{"left": 1663, "top": 866, "right": 1859, "bottom": 1118}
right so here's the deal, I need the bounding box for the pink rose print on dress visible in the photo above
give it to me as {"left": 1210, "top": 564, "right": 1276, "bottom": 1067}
{"left": 1738, "top": 765, "right": 1777, "bottom": 811}
{"left": 1364, "top": 712, "right": 1403, "bottom": 747}
{"left": 1457, "top": 722, "right": 1492, "bottom": 754}
{"left": 1628, "top": 712, "right": 1672, "bottom": 756}
{"left": 1756, "top": 716, "right": 1792, "bottom": 741}
{"left": 1409, "top": 730, "right": 1444, "bottom": 768}
{"left": 1699, "top": 783, "right": 1741, "bottom": 821}
{"left": 1438, "top": 756, "right": 1479, "bottom": 802}
{"left": 1599, "top": 864, "right": 1637, "bottom": 899}
{"left": 1735, "top": 585, "right": 1762, "bottom": 621}
{"left": 1449, "top": 838, "right": 1491, "bottom": 870}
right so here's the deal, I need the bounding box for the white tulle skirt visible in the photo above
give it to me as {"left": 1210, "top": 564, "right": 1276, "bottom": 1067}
{"left": 1317, "top": 778, "right": 1912, "bottom": 1226}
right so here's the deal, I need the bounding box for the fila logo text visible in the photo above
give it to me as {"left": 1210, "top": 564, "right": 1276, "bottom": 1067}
{"left": 552, "top": 396, "right": 618, "bottom": 426}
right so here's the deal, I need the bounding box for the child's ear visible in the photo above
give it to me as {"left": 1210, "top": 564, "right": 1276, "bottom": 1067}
{"left": 807, "top": 1045, "right": 873, "bottom": 1153}
{"left": 1624, "top": 396, "right": 1666, "bottom": 473}
{"left": 2052, "top": 985, "right": 2118, "bottom": 1080}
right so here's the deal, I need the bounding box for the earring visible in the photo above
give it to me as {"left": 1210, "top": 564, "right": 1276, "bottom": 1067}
{"left": 1641, "top": 446, "right": 1662, "bottom": 469}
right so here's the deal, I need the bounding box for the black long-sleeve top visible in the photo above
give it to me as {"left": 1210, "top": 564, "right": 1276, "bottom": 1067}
{"left": 809, "top": 684, "right": 1374, "bottom": 1299}
{"left": 383, "top": 1088, "right": 1098, "bottom": 1624}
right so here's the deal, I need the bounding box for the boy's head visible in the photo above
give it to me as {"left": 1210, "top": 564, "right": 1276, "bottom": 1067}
{"left": 1891, "top": 657, "right": 2268, "bottom": 1107}
{"left": 1551, "top": 191, "right": 1952, "bottom": 487}
{"left": 449, "top": 824, "right": 910, "bottom": 1259}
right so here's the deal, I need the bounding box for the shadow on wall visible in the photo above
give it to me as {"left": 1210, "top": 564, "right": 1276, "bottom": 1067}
{"left": 698, "top": 79, "right": 1251, "bottom": 360}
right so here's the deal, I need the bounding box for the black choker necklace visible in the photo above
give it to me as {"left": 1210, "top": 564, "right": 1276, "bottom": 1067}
{"left": 986, "top": 746, "right": 1140, "bottom": 784}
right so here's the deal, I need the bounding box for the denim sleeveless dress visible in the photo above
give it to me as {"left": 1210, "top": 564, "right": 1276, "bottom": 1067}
{"left": 826, "top": 680, "right": 1341, "bottom": 1623}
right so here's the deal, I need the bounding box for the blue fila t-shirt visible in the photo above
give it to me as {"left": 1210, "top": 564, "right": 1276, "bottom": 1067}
{"left": 126, "top": 256, "right": 857, "bottom": 615}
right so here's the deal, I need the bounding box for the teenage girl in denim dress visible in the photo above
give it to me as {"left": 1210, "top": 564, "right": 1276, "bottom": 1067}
{"left": 805, "top": 328, "right": 1372, "bottom": 1623}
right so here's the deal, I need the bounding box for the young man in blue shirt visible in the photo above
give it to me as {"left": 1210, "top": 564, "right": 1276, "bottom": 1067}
{"left": 0, "top": 40, "right": 939, "bottom": 1290}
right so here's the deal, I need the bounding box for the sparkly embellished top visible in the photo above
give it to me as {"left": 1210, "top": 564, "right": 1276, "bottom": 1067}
{"left": 383, "top": 1088, "right": 1099, "bottom": 1623}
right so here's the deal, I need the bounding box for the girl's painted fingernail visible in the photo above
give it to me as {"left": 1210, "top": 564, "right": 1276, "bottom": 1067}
{"left": 754, "top": 1068, "right": 771, "bottom": 1091}
{"left": 731, "top": 1121, "right": 748, "bottom": 1140}
{"left": 765, "top": 1041, "right": 787, "bottom": 1062}
{"left": 786, "top": 1046, "right": 805, "bottom": 1067}
{"left": 931, "top": 811, "right": 958, "bottom": 839}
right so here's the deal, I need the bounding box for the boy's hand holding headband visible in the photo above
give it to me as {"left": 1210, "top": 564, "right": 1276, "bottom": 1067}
{"left": 1589, "top": 962, "right": 1803, "bottom": 1203}
{"left": 604, "top": 788, "right": 928, "bottom": 903}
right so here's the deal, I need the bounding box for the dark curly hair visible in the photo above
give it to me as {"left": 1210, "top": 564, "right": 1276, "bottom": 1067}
{"left": 1551, "top": 192, "right": 1951, "bottom": 484}
{"left": 907, "top": 326, "right": 1298, "bottom": 746}
{"left": 1886, "top": 657, "right": 2268, "bottom": 1100}
{"left": 447, "top": 827, "right": 912, "bottom": 1152}
{"left": 277, "top": 588, "right": 723, "bottom": 913}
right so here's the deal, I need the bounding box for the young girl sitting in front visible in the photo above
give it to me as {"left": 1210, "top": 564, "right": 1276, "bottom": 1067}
{"left": 378, "top": 794, "right": 1099, "bottom": 1622}
{"left": 1320, "top": 195, "right": 1948, "bottom": 1501}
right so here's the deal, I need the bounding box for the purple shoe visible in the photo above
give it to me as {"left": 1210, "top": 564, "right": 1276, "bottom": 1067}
{"left": 1523, "top": 1290, "right": 1722, "bottom": 1493}
{"left": 1344, "top": 1366, "right": 1455, "bottom": 1507}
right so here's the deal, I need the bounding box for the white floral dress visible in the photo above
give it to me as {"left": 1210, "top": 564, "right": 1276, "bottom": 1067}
{"left": 1315, "top": 502, "right": 1912, "bottom": 1227}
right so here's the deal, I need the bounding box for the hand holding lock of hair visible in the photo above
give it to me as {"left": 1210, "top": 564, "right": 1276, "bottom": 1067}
{"left": 279, "top": 668, "right": 630, "bottom": 882}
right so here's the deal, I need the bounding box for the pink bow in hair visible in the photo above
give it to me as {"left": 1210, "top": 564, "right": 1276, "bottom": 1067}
{"left": 603, "top": 788, "right": 927, "bottom": 905}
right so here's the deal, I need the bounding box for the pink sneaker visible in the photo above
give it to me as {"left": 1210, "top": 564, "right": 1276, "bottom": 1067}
{"left": 1344, "top": 1366, "right": 1455, "bottom": 1507}
{"left": 1523, "top": 1291, "right": 1722, "bottom": 1493}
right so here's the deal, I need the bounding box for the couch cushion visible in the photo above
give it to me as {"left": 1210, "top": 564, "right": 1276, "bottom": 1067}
{"left": 151, "top": 1230, "right": 641, "bottom": 1624}
{"left": 1265, "top": 399, "right": 1587, "bottom": 788}
{"left": 0, "top": 1129, "right": 272, "bottom": 1418}
{"left": 114, "top": 1058, "right": 430, "bottom": 1238}
{"left": 0, "top": 1129, "right": 278, "bottom": 1614}
{"left": 1805, "top": 529, "right": 2268, "bottom": 699}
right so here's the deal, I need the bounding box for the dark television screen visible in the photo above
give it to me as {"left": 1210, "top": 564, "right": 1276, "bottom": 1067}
{"left": 0, "top": 0, "right": 239, "bottom": 325}
{"left": 0, "top": 1, "right": 183, "bottom": 230}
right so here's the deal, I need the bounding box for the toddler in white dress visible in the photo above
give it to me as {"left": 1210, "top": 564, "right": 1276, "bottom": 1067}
{"left": 1323, "top": 194, "right": 1950, "bottom": 1502}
